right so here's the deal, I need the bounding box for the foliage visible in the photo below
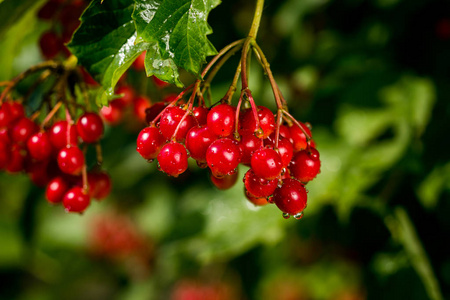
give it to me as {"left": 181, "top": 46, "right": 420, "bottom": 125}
{"left": 0, "top": 0, "right": 449, "bottom": 299}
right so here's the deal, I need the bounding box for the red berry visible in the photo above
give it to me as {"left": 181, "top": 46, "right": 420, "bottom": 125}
{"left": 207, "top": 103, "right": 235, "bottom": 137}
{"left": 279, "top": 124, "right": 291, "bottom": 140}
{"left": 80, "top": 68, "right": 98, "bottom": 86}
{"left": 37, "top": 1, "right": 59, "bottom": 20}
{"left": 157, "top": 142, "right": 188, "bottom": 177}
{"left": 87, "top": 171, "right": 112, "bottom": 200}
{"left": 0, "top": 106, "right": 10, "bottom": 127}
{"left": 39, "top": 31, "right": 62, "bottom": 59}
{"left": 289, "top": 122, "right": 311, "bottom": 152}
{"left": 11, "top": 118, "right": 39, "bottom": 145}
{"left": 210, "top": 172, "right": 238, "bottom": 190}
{"left": 27, "top": 131, "right": 53, "bottom": 161}
{"left": 26, "top": 159, "right": 53, "bottom": 187}
{"left": 193, "top": 106, "right": 209, "bottom": 126}
{"left": 136, "top": 126, "right": 166, "bottom": 160}
{"left": 0, "top": 128, "right": 10, "bottom": 145}
{"left": 288, "top": 148, "right": 321, "bottom": 183}
{"left": 115, "top": 86, "right": 135, "bottom": 107}
{"left": 100, "top": 99, "right": 124, "bottom": 125}
{"left": 6, "top": 144, "right": 27, "bottom": 173}
{"left": 132, "top": 52, "right": 146, "bottom": 71}
{"left": 76, "top": 112, "right": 104, "bottom": 143}
{"left": 206, "top": 138, "right": 241, "bottom": 178}
{"left": 159, "top": 107, "right": 196, "bottom": 142}
{"left": 0, "top": 140, "right": 10, "bottom": 169}
{"left": 250, "top": 148, "right": 283, "bottom": 180}
{"left": 185, "top": 126, "right": 217, "bottom": 163}
{"left": 0, "top": 102, "right": 24, "bottom": 127}
{"left": 63, "top": 187, "right": 91, "bottom": 213}
{"left": 46, "top": 176, "right": 70, "bottom": 204}
{"left": 57, "top": 146, "right": 85, "bottom": 175}
{"left": 49, "top": 120, "right": 78, "bottom": 149}
{"left": 265, "top": 136, "right": 294, "bottom": 168}
{"left": 244, "top": 169, "right": 278, "bottom": 198}
{"left": 239, "top": 134, "right": 262, "bottom": 165}
{"left": 272, "top": 178, "right": 307, "bottom": 216}
{"left": 145, "top": 102, "right": 167, "bottom": 124}
{"left": 133, "top": 96, "right": 152, "bottom": 123}
{"left": 152, "top": 76, "right": 169, "bottom": 88}
{"left": 245, "top": 191, "right": 269, "bottom": 206}
{"left": 239, "top": 106, "right": 275, "bottom": 138}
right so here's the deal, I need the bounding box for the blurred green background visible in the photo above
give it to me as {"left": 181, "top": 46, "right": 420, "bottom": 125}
{"left": 1, "top": 0, "right": 450, "bottom": 299}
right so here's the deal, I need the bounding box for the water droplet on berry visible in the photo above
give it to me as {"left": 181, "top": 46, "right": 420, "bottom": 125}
{"left": 147, "top": 159, "right": 154, "bottom": 163}
{"left": 305, "top": 188, "right": 309, "bottom": 193}
{"left": 294, "top": 212, "right": 304, "bottom": 220}
{"left": 267, "top": 196, "right": 274, "bottom": 204}
{"left": 157, "top": 164, "right": 162, "bottom": 171}
{"left": 305, "top": 122, "right": 312, "bottom": 130}
{"left": 282, "top": 212, "right": 290, "bottom": 219}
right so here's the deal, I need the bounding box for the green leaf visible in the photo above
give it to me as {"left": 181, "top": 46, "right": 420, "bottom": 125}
{"left": 0, "top": 0, "right": 46, "bottom": 39}
{"left": 68, "top": 0, "right": 150, "bottom": 105}
{"left": 133, "top": 0, "right": 220, "bottom": 79}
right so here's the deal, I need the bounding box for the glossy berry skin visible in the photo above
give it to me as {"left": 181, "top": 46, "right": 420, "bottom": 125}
{"left": 193, "top": 106, "right": 209, "bottom": 126}
{"left": 265, "top": 136, "right": 294, "bottom": 168}
{"left": 46, "top": 176, "right": 69, "bottom": 204}
{"left": 210, "top": 172, "right": 238, "bottom": 190}
{"left": 245, "top": 190, "right": 269, "bottom": 206}
{"left": 49, "top": 120, "right": 78, "bottom": 149}
{"left": 206, "top": 138, "right": 241, "bottom": 178}
{"left": 159, "top": 106, "right": 196, "bottom": 142}
{"left": 239, "top": 106, "right": 275, "bottom": 138}
{"left": 0, "top": 106, "right": 9, "bottom": 127}
{"left": 251, "top": 148, "right": 283, "bottom": 180}
{"left": 57, "top": 146, "right": 85, "bottom": 175}
{"left": 288, "top": 148, "right": 321, "bottom": 183}
{"left": 133, "top": 96, "right": 152, "bottom": 123}
{"left": 136, "top": 126, "right": 165, "bottom": 160}
{"left": 76, "top": 112, "right": 104, "bottom": 143}
{"left": 272, "top": 178, "right": 307, "bottom": 215}
{"left": 27, "top": 131, "right": 53, "bottom": 161}
{"left": 244, "top": 169, "right": 278, "bottom": 198}
{"left": 11, "top": 118, "right": 39, "bottom": 145}
{"left": 239, "top": 134, "right": 262, "bottom": 165}
{"left": 185, "top": 126, "right": 217, "bottom": 163}
{"left": 289, "top": 122, "right": 312, "bottom": 152}
{"left": 207, "top": 103, "right": 235, "bottom": 137}
{"left": 63, "top": 187, "right": 91, "bottom": 213}
{"left": 157, "top": 142, "right": 188, "bottom": 177}
{"left": 87, "top": 171, "right": 112, "bottom": 200}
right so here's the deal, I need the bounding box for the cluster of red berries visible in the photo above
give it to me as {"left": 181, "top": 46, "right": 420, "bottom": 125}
{"left": 136, "top": 100, "right": 321, "bottom": 219}
{"left": 37, "top": 0, "right": 89, "bottom": 60}
{"left": 100, "top": 85, "right": 152, "bottom": 126}
{"left": 88, "top": 212, "right": 152, "bottom": 262}
{"left": 0, "top": 100, "right": 111, "bottom": 213}
{"left": 100, "top": 51, "right": 170, "bottom": 126}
